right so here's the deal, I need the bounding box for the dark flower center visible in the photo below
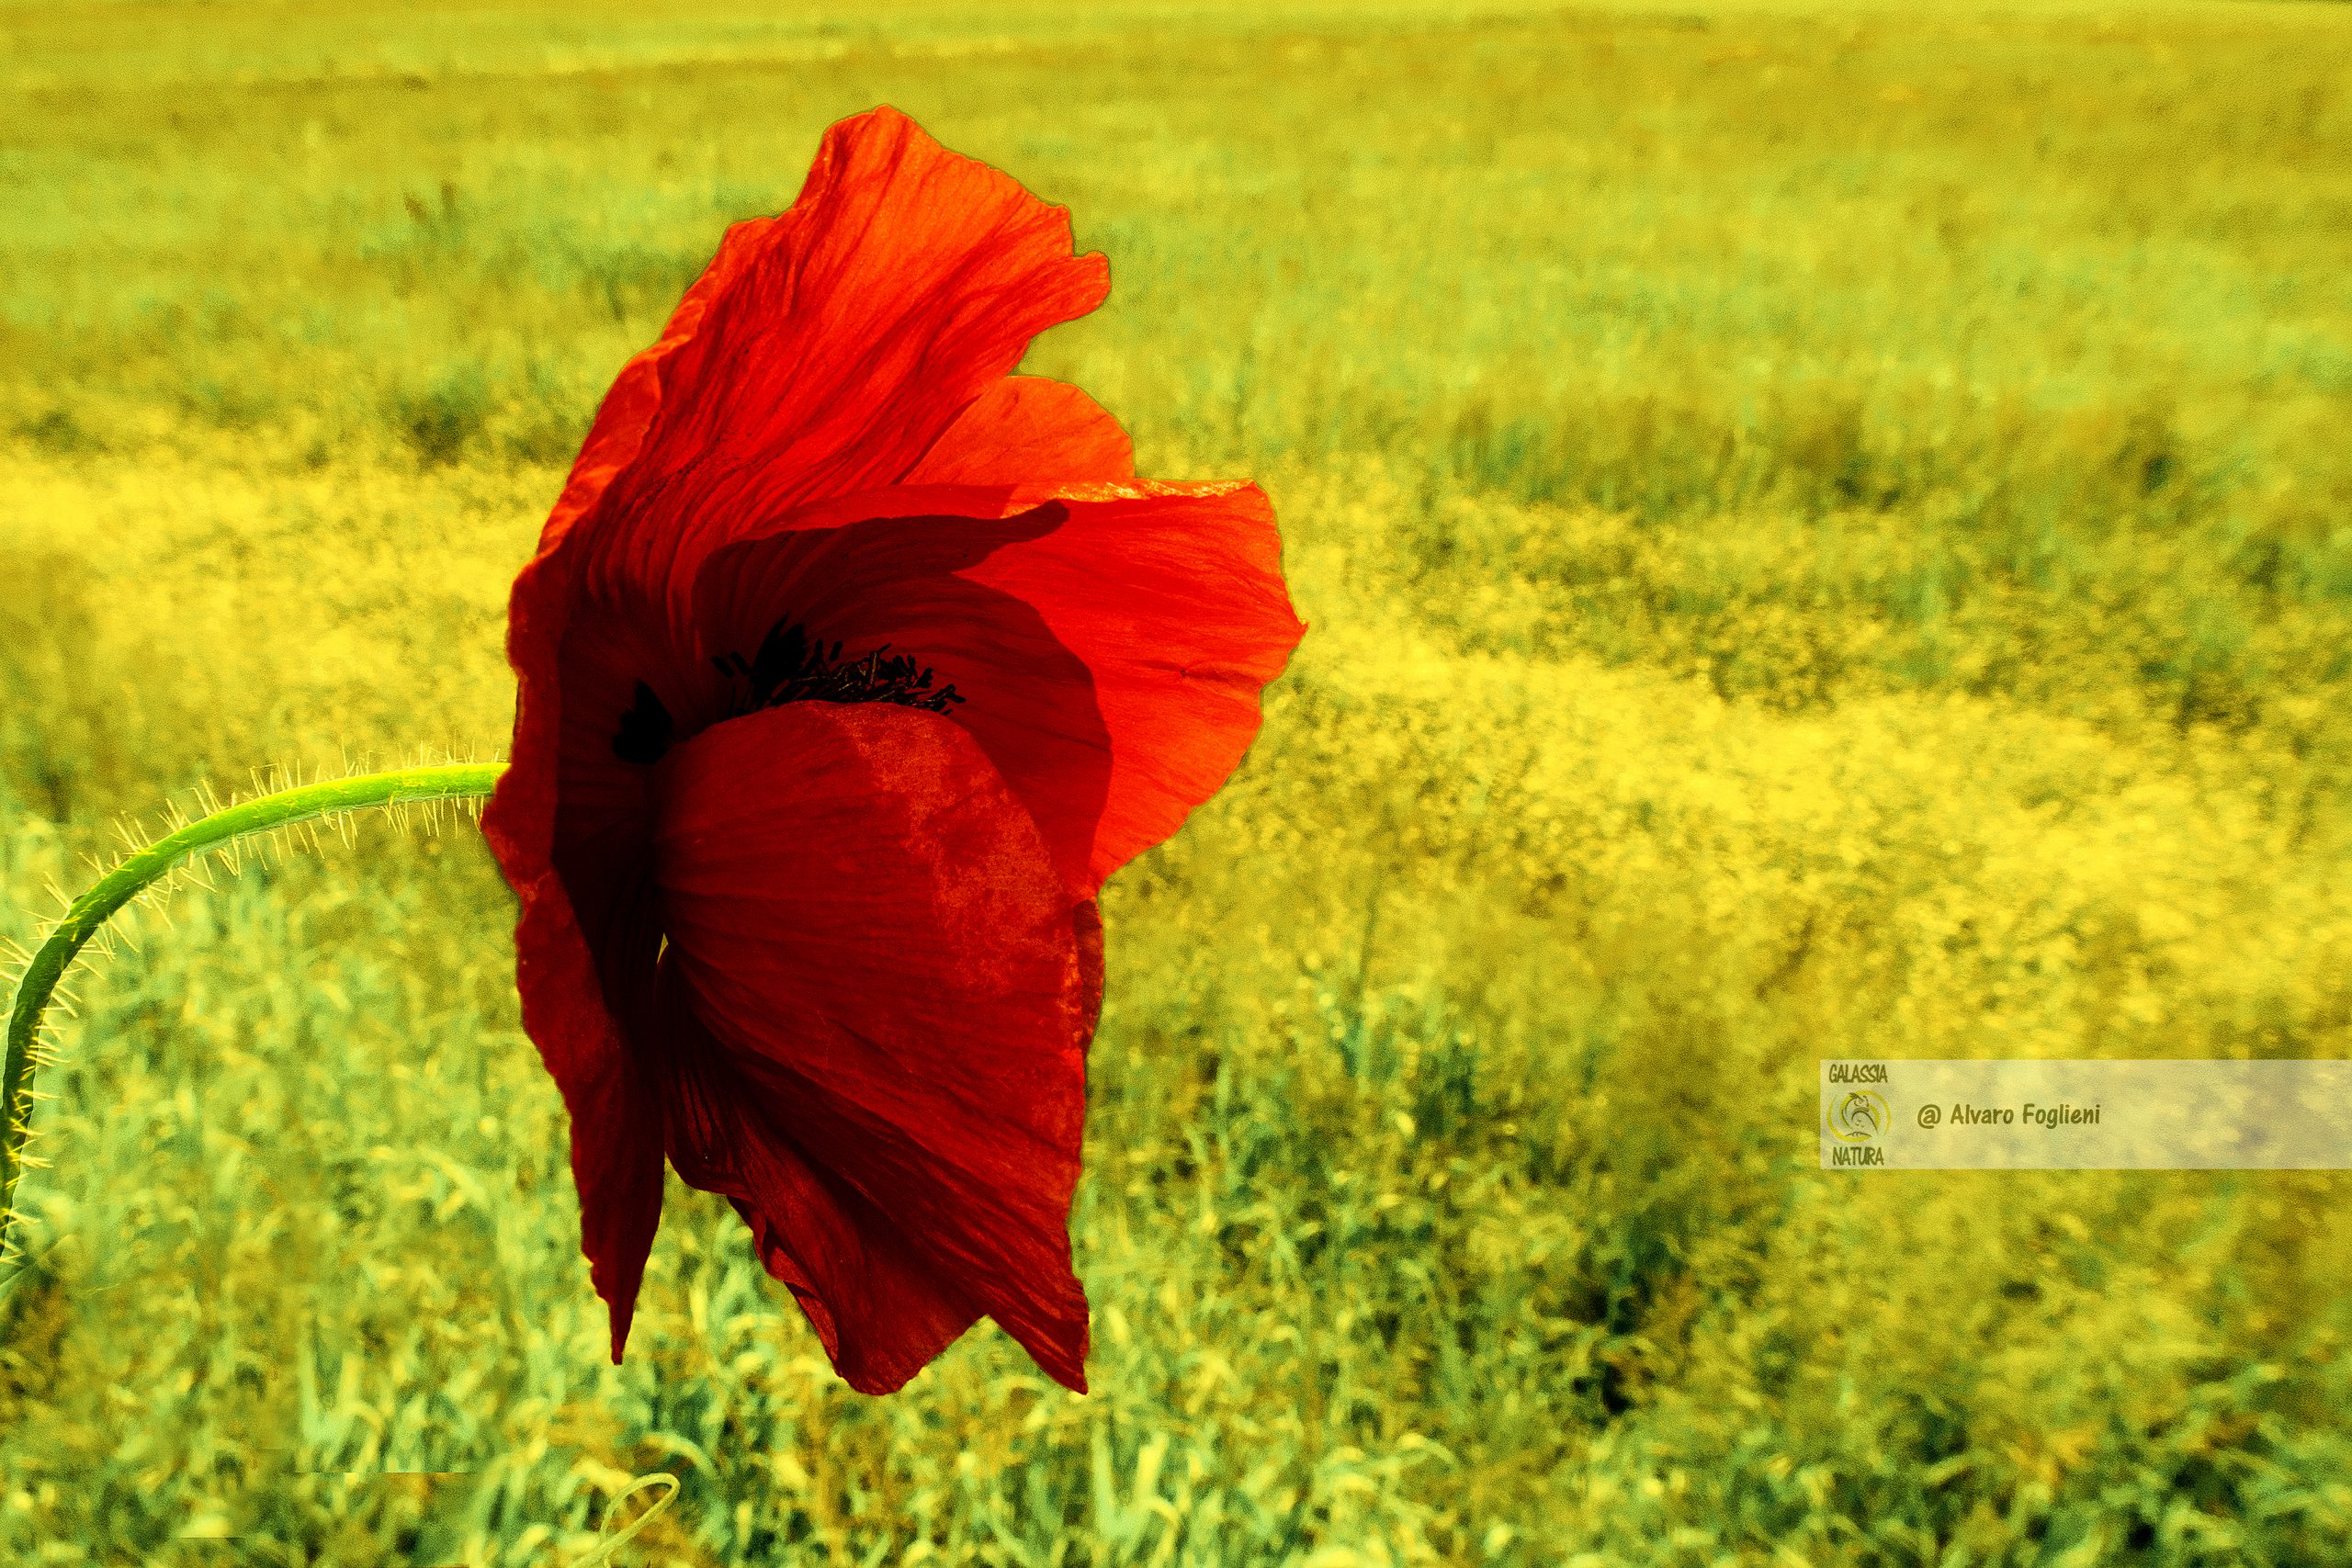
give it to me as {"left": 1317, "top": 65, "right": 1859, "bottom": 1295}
{"left": 610, "top": 618, "right": 965, "bottom": 766}
{"left": 613, "top": 681, "right": 674, "bottom": 766}
{"left": 715, "top": 618, "right": 967, "bottom": 716}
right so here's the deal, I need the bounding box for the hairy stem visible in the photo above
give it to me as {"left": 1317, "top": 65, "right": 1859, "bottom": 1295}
{"left": 2, "top": 761, "right": 506, "bottom": 1259}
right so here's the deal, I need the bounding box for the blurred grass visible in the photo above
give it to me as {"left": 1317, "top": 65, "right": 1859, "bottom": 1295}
{"left": 3, "top": 0, "right": 2350, "bottom": 1563}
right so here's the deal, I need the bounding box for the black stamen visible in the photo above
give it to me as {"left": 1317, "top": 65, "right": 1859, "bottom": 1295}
{"left": 611, "top": 681, "right": 675, "bottom": 765}
{"left": 619, "top": 622, "right": 966, "bottom": 761}
{"left": 723, "top": 617, "right": 966, "bottom": 716}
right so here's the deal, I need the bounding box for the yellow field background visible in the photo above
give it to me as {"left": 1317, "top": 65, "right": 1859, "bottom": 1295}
{"left": 5, "top": 1, "right": 2350, "bottom": 1562}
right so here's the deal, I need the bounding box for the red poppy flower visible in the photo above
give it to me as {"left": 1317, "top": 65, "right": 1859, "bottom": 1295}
{"left": 481, "top": 107, "right": 1303, "bottom": 1395}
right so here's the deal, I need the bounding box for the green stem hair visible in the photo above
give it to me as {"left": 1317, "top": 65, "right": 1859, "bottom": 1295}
{"left": 2, "top": 761, "right": 506, "bottom": 1262}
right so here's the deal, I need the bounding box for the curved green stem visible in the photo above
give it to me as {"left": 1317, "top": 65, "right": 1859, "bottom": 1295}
{"left": 2, "top": 761, "right": 506, "bottom": 1260}
{"left": 578, "top": 1473, "right": 680, "bottom": 1566}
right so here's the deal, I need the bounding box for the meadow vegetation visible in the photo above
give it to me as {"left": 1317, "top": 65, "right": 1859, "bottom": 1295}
{"left": 3, "top": 0, "right": 2350, "bottom": 1562}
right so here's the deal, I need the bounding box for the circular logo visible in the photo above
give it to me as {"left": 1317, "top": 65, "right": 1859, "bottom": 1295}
{"left": 1829, "top": 1089, "right": 1890, "bottom": 1144}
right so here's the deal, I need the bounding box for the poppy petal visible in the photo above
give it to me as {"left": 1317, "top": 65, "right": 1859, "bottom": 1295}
{"left": 562, "top": 1041, "right": 667, "bottom": 1362}
{"left": 907, "top": 376, "right": 1135, "bottom": 485}
{"left": 691, "top": 481, "right": 1305, "bottom": 896}
{"left": 962, "top": 482, "right": 1301, "bottom": 888}
{"left": 576, "top": 105, "right": 1112, "bottom": 627}
{"left": 497, "top": 872, "right": 665, "bottom": 1361}
{"left": 484, "top": 541, "right": 671, "bottom": 1361}
{"left": 650, "top": 702, "right": 1094, "bottom": 1393}
{"left": 654, "top": 968, "right": 978, "bottom": 1393}
{"left": 494, "top": 833, "right": 666, "bottom": 1362}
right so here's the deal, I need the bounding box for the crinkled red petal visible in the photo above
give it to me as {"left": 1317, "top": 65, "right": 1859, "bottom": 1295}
{"left": 648, "top": 702, "right": 1095, "bottom": 1393}
{"left": 572, "top": 105, "right": 1112, "bottom": 635}
{"left": 656, "top": 965, "right": 978, "bottom": 1393}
